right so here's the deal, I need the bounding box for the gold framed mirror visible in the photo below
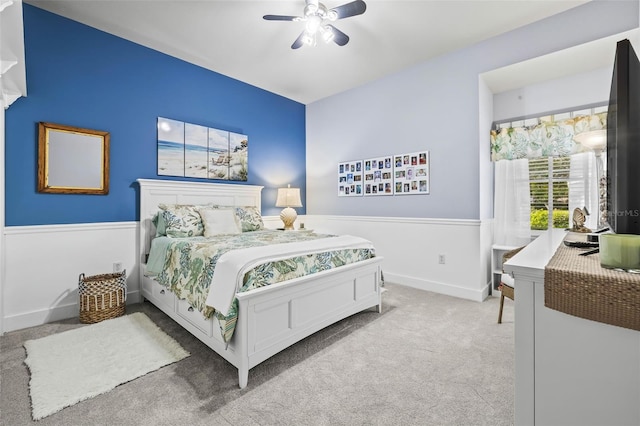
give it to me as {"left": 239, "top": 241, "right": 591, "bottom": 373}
{"left": 37, "top": 122, "right": 110, "bottom": 194}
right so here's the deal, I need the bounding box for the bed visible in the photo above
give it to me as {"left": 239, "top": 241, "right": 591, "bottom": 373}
{"left": 137, "top": 179, "right": 384, "bottom": 388}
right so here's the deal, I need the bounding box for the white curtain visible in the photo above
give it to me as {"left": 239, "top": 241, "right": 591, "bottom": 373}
{"left": 494, "top": 159, "right": 532, "bottom": 247}
{"left": 569, "top": 152, "right": 599, "bottom": 231}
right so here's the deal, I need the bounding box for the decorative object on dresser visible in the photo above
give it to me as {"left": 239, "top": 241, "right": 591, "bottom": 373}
{"left": 599, "top": 233, "right": 640, "bottom": 271}
{"left": 275, "top": 184, "right": 303, "bottom": 230}
{"left": 23, "top": 312, "right": 190, "bottom": 420}
{"left": 137, "top": 179, "right": 383, "bottom": 389}
{"left": 570, "top": 207, "right": 592, "bottom": 233}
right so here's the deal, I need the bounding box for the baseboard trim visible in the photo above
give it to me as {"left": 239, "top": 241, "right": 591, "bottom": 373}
{"left": 386, "top": 272, "right": 489, "bottom": 302}
{"left": 3, "top": 290, "right": 141, "bottom": 333}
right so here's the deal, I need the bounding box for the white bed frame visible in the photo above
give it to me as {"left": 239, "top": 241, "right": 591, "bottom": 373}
{"left": 137, "top": 179, "right": 383, "bottom": 388}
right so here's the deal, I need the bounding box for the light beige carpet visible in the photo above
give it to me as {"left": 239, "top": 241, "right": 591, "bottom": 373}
{"left": 23, "top": 312, "right": 190, "bottom": 420}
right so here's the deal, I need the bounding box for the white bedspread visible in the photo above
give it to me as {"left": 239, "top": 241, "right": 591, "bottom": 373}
{"left": 206, "top": 235, "right": 374, "bottom": 315}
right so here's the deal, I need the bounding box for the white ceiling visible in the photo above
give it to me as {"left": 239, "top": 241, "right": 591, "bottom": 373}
{"left": 26, "top": 0, "right": 594, "bottom": 104}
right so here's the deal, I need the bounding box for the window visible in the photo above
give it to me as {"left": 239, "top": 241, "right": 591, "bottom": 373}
{"left": 529, "top": 156, "right": 570, "bottom": 230}
{"left": 491, "top": 105, "right": 607, "bottom": 241}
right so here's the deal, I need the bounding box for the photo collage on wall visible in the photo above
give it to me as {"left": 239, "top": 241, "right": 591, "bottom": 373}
{"left": 394, "top": 151, "right": 430, "bottom": 195}
{"left": 338, "top": 151, "right": 429, "bottom": 197}
{"left": 363, "top": 156, "right": 394, "bottom": 196}
{"left": 157, "top": 117, "right": 248, "bottom": 181}
{"left": 338, "top": 160, "right": 363, "bottom": 197}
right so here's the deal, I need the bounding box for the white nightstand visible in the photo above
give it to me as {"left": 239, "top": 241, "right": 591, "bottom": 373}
{"left": 275, "top": 228, "right": 313, "bottom": 232}
{"left": 491, "top": 244, "right": 519, "bottom": 295}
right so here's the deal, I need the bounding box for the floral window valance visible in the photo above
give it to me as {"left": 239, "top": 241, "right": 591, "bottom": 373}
{"left": 490, "top": 111, "right": 607, "bottom": 161}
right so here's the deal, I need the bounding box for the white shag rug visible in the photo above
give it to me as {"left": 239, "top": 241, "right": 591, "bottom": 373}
{"left": 24, "top": 312, "right": 190, "bottom": 420}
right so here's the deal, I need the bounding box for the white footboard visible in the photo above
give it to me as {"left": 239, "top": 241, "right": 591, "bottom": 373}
{"left": 141, "top": 256, "right": 383, "bottom": 388}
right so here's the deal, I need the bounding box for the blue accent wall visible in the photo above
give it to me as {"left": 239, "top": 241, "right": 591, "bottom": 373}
{"left": 5, "top": 5, "right": 306, "bottom": 226}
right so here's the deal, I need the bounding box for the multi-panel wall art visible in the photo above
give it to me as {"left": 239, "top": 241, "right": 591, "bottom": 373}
{"left": 157, "top": 117, "right": 248, "bottom": 181}
{"left": 394, "top": 151, "right": 430, "bottom": 195}
{"left": 363, "top": 156, "right": 394, "bottom": 196}
{"left": 338, "top": 151, "right": 429, "bottom": 197}
{"left": 338, "top": 160, "right": 363, "bottom": 196}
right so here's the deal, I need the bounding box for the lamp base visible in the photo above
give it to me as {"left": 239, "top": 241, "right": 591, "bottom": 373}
{"left": 280, "top": 207, "right": 297, "bottom": 230}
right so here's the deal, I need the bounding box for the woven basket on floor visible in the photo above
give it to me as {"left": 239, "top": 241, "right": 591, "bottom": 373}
{"left": 78, "top": 270, "right": 127, "bottom": 323}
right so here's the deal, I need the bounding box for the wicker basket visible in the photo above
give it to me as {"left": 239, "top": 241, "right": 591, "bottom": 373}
{"left": 78, "top": 270, "right": 127, "bottom": 323}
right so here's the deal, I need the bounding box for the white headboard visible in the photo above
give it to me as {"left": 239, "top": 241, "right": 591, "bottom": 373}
{"left": 137, "top": 179, "right": 264, "bottom": 265}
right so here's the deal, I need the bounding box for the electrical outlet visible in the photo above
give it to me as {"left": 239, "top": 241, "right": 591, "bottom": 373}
{"left": 113, "top": 261, "right": 124, "bottom": 273}
{"left": 438, "top": 254, "right": 446, "bottom": 264}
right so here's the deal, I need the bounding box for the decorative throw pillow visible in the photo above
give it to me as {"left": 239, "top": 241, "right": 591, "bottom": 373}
{"left": 198, "top": 208, "right": 241, "bottom": 237}
{"left": 160, "top": 204, "right": 205, "bottom": 237}
{"left": 235, "top": 206, "right": 264, "bottom": 232}
{"left": 151, "top": 212, "right": 168, "bottom": 237}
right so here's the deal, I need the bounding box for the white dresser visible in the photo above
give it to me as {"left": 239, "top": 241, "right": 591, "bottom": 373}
{"left": 504, "top": 229, "right": 640, "bottom": 426}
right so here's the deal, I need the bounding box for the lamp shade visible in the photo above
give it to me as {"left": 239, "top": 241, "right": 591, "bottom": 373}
{"left": 275, "top": 186, "right": 302, "bottom": 208}
{"left": 574, "top": 129, "right": 607, "bottom": 152}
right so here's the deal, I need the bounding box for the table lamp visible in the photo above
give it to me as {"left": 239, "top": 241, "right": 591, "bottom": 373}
{"left": 275, "top": 184, "right": 303, "bottom": 230}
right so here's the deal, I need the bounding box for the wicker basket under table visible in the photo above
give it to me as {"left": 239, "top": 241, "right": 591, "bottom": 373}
{"left": 78, "top": 270, "right": 127, "bottom": 323}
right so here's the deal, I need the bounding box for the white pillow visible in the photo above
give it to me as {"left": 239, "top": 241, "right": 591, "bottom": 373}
{"left": 198, "top": 208, "right": 241, "bottom": 237}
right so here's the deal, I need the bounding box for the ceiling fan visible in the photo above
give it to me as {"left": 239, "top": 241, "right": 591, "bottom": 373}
{"left": 263, "top": 0, "right": 367, "bottom": 49}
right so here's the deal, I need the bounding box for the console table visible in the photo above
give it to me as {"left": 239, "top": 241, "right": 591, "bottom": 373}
{"left": 504, "top": 228, "right": 640, "bottom": 426}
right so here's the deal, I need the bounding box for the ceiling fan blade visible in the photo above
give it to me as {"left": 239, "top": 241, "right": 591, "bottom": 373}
{"left": 291, "top": 31, "right": 306, "bottom": 49}
{"left": 330, "top": 0, "right": 366, "bottom": 19}
{"left": 327, "top": 25, "right": 349, "bottom": 46}
{"left": 263, "top": 14, "right": 299, "bottom": 21}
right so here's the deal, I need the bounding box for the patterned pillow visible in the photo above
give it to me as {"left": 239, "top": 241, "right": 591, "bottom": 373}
{"left": 159, "top": 204, "right": 206, "bottom": 237}
{"left": 235, "top": 206, "right": 264, "bottom": 232}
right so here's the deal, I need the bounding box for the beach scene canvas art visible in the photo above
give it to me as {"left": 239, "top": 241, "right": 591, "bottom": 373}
{"left": 157, "top": 117, "right": 185, "bottom": 177}
{"left": 229, "top": 132, "right": 248, "bottom": 181}
{"left": 157, "top": 117, "right": 248, "bottom": 181}
{"left": 208, "top": 128, "right": 230, "bottom": 180}
{"left": 185, "top": 123, "right": 209, "bottom": 178}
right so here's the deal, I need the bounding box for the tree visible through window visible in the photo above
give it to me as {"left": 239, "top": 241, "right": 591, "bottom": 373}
{"left": 529, "top": 157, "right": 570, "bottom": 230}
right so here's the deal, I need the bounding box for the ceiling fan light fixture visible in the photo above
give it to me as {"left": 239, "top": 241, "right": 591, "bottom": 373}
{"left": 302, "top": 31, "right": 316, "bottom": 46}
{"left": 264, "top": 0, "right": 367, "bottom": 49}
{"left": 306, "top": 15, "right": 323, "bottom": 34}
{"left": 304, "top": 3, "right": 318, "bottom": 16}
{"left": 320, "top": 25, "right": 334, "bottom": 43}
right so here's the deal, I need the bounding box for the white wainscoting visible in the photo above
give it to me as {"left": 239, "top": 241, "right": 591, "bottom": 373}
{"left": 2, "top": 215, "right": 492, "bottom": 333}
{"left": 3, "top": 222, "right": 138, "bottom": 333}
{"left": 298, "top": 215, "right": 493, "bottom": 302}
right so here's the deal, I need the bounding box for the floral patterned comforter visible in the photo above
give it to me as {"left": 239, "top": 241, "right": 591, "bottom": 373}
{"left": 146, "top": 230, "right": 375, "bottom": 342}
